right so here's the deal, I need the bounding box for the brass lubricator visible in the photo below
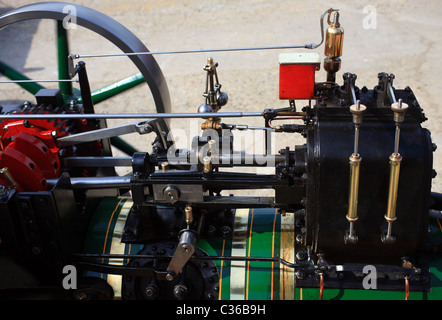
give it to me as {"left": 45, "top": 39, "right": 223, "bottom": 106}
{"left": 382, "top": 99, "right": 408, "bottom": 244}
{"left": 324, "top": 10, "right": 344, "bottom": 83}
{"left": 198, "top": 57, "right": 228, "bottom": 131}
{"left": 345, "top": 100, "right": 366, "bottom": 244}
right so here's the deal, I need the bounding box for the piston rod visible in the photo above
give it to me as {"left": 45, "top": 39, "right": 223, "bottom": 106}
{"left": 382, "top": 99, "right": 408, "bottom": 244}
{"left": 345, "top": 100, "right": 366, "bottom": 244}
{"left": 0, "top": 111, "right": 262, "bottom": 120}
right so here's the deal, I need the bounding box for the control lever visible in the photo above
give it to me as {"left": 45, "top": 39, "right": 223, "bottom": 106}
{"left": 56, "top": 119, "right": 157, "bottom": 147}
{"left": 166, "top": 229, "right": 197, "bottom": 281}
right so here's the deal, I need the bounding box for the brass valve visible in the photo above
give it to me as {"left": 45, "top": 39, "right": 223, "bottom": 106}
{"left": 324, "top": 10, "right": 344, "bottom": 83}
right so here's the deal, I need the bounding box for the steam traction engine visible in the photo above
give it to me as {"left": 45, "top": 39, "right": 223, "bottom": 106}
{"left": 0, "top": 3, "right": 441, "bottom": 300}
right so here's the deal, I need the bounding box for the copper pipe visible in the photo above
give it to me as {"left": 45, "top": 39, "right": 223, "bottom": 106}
{"left": 405, "top": 277, "right": 409, "bottom": 300}
{"left": 319, "top": 274, "right": 324, "bottom": 300}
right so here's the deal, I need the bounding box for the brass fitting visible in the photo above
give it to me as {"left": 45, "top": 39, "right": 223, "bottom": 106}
{"left": 203, "top": 156, "right": 212, "bottom": 173}
{"left": 324, "top": 10, "right": 344, "bottom": 82}
{"left": 201, "top": 120, "right": 220, "bottom": 130}
{"left": 185, "top": 205, "right": 193, "bottom": 227}
{"left": 0, "top": 167, "right": 17, "bottom": 189}
{"left": 161, "top": 162, "right": 170, "bottom": 172}
{"left": 391, "top": 100, "right": 409, "bottom": 124}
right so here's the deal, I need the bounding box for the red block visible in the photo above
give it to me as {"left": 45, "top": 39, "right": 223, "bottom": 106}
{"left": 279, "top": 53, "right": 320, "bottom": 100}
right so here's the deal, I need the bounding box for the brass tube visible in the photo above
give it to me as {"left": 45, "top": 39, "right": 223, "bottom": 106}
{"left": 347, "top": 154, "right": 362, "bottom": 220}
{"left": 385, "top": 154, "right": 402, "bottom": 220}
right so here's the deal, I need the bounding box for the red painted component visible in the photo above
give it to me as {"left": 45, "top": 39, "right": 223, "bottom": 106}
{"left": 0, "top": 143, "right": 49, "bottom": 191}
{"left": 279, "top": 53, "right": 320, "bottom": 100}
{"left": 0, "top": 107, "right": 104, "bottom": 191}
{"left": 0, "top": 112, "right": 65, "bottom": 191}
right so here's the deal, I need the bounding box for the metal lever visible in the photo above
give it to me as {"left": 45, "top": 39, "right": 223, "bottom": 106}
{"left": 166, "top": 229, "right": 197, "bottom": 281}
{"left": 56, "top": 119, "right": 157, "bottom": 147}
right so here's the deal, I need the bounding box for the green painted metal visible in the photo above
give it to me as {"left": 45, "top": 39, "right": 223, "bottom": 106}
{"left": 0, "top": 60, "right": 44, "bottom": 95}
{"left": 110, "top": 136, "right": 139, "bottom": 156}
{"left": 82, "top": 198, "right": 442, "bottom": 300}
{"left": 244, "top": 208, "right": 280, "bottom": 300}
{"left": 77, "top": 73, "right": 146, "bottom": 105}
{"left": 82, "top": 197, "right": 143, "bottom": 282}
{"left": 56, "top": 21, "right": 73, "bottom": 97}
{"left": 81, "top": 73, "right": 146, "bottom": 156}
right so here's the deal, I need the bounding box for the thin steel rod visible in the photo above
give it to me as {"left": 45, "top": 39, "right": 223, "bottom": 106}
{"left": 0, "top": 79, "right": 78, "bottom": 83}
{"left": 394, "top": 125, "right": 401, "bottom": 155}
{"left": 354, "top": 125, "right": 360, "bottom": 155}
{"left": 73, "top": 253, "right": 298, "bottom": 269}
{"left": 46, "top": 176, "right": 131, "bottom": 189}
{"left": 0, "top": 60, "right": 45, "bottom": 95}
{"left": 0, "top": 111, "right": 263, "bottom": 120}
{"left": 70, "top": 7, "right": 336, "bottom": 60}
{"left": 72, "top": 45, "right": 314, "bottom": 60}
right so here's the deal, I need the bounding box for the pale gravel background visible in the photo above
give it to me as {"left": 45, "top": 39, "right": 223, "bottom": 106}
{"left": 0, "top": 0, "right": 441, "bottom": 194}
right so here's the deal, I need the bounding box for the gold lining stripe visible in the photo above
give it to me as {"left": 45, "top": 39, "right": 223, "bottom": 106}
{"left": 280, "top": 212, "right": 295, "bottom": 300}
{"left": 245, "top": 209, "right": 254, "bottom": 300}
{"left": 230, "top": 208, "right": 250, "bottom": 300}
{"left": 271, "top": 208, "right": 278, "bottom": 300}
{"left": 101, "top": 197, "right": 127, "bottom": 278}
{"left": 218, "top": 239, "right": 226, "bottom": 300}
{"left": 107, "top": 198, "right": 133, "bottom": 299}
{"left": 437, "top": 218, "right": 442, "bottom": 232}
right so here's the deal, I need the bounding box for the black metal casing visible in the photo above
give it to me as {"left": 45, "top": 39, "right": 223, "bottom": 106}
{"left": 296, "top": 83, "right": 434, "bottom": 290}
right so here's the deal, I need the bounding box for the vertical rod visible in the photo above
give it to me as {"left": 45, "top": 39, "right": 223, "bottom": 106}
{"left": 345, "top": 101, "right": 366, "bottom": 244}
{"left": 57, "top": 21, "right": 73, "bottom": 96}
{"left": 382, "top": 100, "right": 408, "bottom": 244}
{"left": 75, "top": 61, "right": 94, "bottom": 114}
{"left": 354, "top": 125, "right": 360, "bottom": 155}
{"left": 394, "top": 125, "right": 401, "bottom": 155}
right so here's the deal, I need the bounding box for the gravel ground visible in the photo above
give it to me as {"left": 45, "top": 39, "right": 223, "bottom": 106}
{"left": 0, "top": 0, "right": 441, "bottom": 193}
